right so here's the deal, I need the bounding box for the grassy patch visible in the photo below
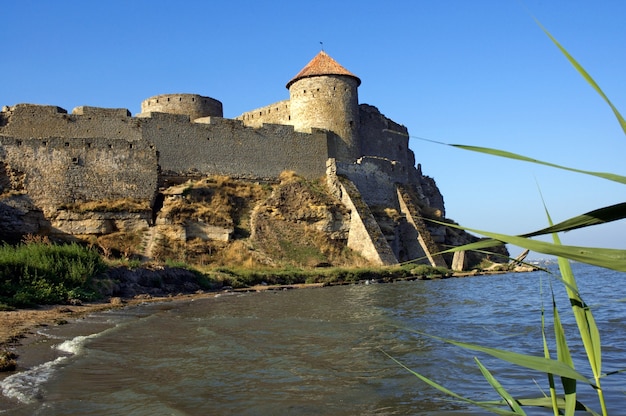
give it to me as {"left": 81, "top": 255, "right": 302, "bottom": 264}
{"left": 0, "top": 242, "right": 107, "bottom": 307}
{"left": 60, "top": 198, "right": 150, "bottom": 213}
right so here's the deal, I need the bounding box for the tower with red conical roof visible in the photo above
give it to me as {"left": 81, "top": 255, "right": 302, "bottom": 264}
{"left": 286, "top": 51, "right": 361, "bottom": 161}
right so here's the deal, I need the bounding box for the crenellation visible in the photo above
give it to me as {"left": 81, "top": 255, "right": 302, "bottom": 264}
{"left": 72, "top": 106, "right": 131, "bottom": 118}
{"left": 0, "top": 104, "right": 142, "bottom": 141}
{"left": 236, "top": 99, "right": 291, "bottom": 128}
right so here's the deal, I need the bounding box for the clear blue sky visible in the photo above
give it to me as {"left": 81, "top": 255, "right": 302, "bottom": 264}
{"left": 3, "top": 1, "right": 625, "bottom": 259}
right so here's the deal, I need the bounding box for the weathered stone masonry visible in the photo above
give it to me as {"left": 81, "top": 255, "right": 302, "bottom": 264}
{"left": 139, "top": 113, "right": 330, "bottom": 180}
{"left": 0, "top": 105, "right": 157, "bottom": 212}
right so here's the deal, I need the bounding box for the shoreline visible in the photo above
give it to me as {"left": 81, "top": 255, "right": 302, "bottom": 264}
{"left": 0, "top": 267, "right": 535, "bottom": 370}
{"left": 0, "top": 291, "right": 222, "bottom": 350}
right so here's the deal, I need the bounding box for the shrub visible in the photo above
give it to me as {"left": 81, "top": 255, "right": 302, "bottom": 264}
{"left": 0, "top": 242, "right": 107, "bottom": 307}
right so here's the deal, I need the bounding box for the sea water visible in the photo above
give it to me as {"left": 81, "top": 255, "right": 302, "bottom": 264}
{"left": 1, "top": 262, "right": 624, "bottom": 415}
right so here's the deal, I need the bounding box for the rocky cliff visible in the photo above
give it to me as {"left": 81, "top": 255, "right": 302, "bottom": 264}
{"left": 0, "top": 171, "right": 508, "bottom": 270}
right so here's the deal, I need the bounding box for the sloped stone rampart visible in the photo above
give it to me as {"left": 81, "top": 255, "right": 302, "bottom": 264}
{"left": 396, "top": 184, "right": 448, "bottom": 268}
{"left": 326, "top": 162, "right": 397, "bottom": 266}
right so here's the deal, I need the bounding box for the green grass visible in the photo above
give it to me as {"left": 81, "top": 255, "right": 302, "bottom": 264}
{"left": 207, "top": 263, "right": 450, "bottom": 288}
{"left": 0, "top": 242, "right": 107, "bottom": 307}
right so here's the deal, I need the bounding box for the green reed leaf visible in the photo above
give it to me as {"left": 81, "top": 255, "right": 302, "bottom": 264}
{"left": 432, "top": 220, "right": 626, "bottom": 272}
{"left": 533, "top": 18, "right": 626, "bottom": 135}
{"left": 450, "top": 145, "right": 626, "bottom": 185}
{"left": 552, "top": 288, "right": 577, "bottom": 416}
{"left": 557, "top": 259, "right": 607, "bottom": 414}
{"left": 398, "top": 328, "right": 593, "bottom": 385}
{"left": 474, "top": 357, "right": 526, "bottom": 414}
{"left": 522, "top": 203, "right": 626, "bottom": 237}
{"left": 540, "top": 280, "right": 560, "bottom": 416}
{"left": 379, "top": 349, "right": 521, "bottom": 415}
{"left": 516, "top": 397, "right": 601, "bottom": 415}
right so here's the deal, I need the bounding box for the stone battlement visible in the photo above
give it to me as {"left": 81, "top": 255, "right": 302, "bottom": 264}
{"left": 141, "top": 93, "right": 223, "bottom": 120}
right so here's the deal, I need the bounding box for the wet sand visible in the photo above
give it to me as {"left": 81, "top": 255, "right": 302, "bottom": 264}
{"left": 0, "top": 283, "right": 325, "bottom": 348}
{"left": 0, "top": 293, "right": 217, "bottom": 349}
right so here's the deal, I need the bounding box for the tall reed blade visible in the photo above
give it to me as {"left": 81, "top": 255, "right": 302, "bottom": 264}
{"left": 474, "top": 357, "right": 526, "bottom": 414}
{"left": 541, "top": 196, "right": 607, "bottom": 415}
{"left": 533, "top": 18, "right": 626, "bottom": 135}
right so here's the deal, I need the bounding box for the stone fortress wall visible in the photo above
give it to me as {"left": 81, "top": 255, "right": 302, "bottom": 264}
{"left": 138, "top": 112, "right": 330, "bottom": 180}
{"left": 236, "top": 100, "right": 291, "bottom": 128}
{"left": 0, "top": 105, "right": 158, "bottom": 212}
{"left": 0, "top": 51, "right": 456, "bottom": 266}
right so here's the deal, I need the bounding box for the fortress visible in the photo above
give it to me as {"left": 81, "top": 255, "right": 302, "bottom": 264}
{"left": 0, "top": 52, "right": 495, "bottom": 269}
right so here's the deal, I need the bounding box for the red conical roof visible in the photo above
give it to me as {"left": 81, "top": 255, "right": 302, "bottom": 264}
{"left": 286, "top": 51, "right": 361, "bottom": 88}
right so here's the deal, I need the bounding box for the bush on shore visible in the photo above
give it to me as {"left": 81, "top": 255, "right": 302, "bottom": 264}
{"left": 0, "top": 242, "right": 107, "bottom": 307}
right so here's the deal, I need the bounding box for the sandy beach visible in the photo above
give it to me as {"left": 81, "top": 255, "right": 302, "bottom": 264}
{"left": 0, "top": 282, "right": 326, "bottom": 349}
{"left": 0, "top": 293, "right": 219, "bottom": 350}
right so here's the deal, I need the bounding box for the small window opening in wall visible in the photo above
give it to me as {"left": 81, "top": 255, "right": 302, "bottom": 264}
{"left": 180, "top": 97, "right": 182, "bottom": 101}
{"left": 349, "top": 121, "right": 354, "bottom": 127}
{"left": 86, "top": 142, "right": 92, "bottom": 148}
{"left": 129, "top": 143, "right": 134, "bottom": 149}
{"left": 108, "top": 144, "right": 113, "bottom": 149}
{"left": 71, "top": 157, "right": 79, "bottom": 165}
{"left": 288, "top": 115, "right": 291, "bottom": 120}
{"left": 156, "top": 99, "right": 159, "bottom": 103}
{"left": 259, "top": 112, "right": 262, "bottom": 116}
{"left": 65, "top": 142, "right": 70, "bottom": 147}
{"left": 192, "top": 97, "right": 195, "bottom": 102}
{"left": 206, "top": 137, "right": 210, "bottom": 141}
{"left": 16, "top": 139, "right": 22, "bottom": 146}
{"left": 167, "top": 97, "right": 170, "bottom": 102}
{"left": 303, "top": 90, "right": 306, "bottom": 93}
{"left": 42, "top": 141, "right": 47, "bottom": 146}
{"left": 317, "top": 88, "right": 319, "bottom": 92}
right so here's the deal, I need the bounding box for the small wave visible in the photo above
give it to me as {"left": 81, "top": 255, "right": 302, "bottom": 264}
{"left": 55, "top": 332, "right": 101, "bottom": 355}
{"left": 1, "top": 328, "right": 109, "bottom": 405}
{"left": 34, "top": 329, "right": 65, "bottom": 340}
{"left": 0, "top": 356, "right": 67, "bottom": 404}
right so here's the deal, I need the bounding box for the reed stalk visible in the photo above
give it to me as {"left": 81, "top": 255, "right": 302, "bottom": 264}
{"left": 386, "top": 15, "right": 624, "bottom": 415}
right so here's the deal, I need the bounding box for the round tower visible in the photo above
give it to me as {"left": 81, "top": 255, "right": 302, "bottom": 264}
{"left": 141, "top": 93, "right": 223, "bottom": 120}
{"left": 286, "top": 51, "right": 361, "bottom": 161}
